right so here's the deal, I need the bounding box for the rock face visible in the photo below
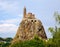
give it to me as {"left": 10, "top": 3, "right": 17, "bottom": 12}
{"left": 13, "top": 7, "right": 47, "bottom": 42}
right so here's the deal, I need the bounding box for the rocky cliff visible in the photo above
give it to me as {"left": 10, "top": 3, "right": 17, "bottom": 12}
{"left": 12, "top": 7, "right": 47, "bottom": 43}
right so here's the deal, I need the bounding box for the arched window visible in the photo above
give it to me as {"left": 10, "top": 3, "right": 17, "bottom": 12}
{"left": 35, "top": 20, "right": 36, "bottom": 22}
{"left": 31, "top": 20, "right": 33, "bottom": 22}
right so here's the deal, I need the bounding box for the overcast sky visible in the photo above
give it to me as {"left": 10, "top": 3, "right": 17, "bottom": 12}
{"left": 0, "top": 0, "right": 60, "bottom": 38}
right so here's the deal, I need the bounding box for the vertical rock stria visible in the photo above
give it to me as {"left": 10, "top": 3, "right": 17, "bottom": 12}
{"left": 13, "top": 7, "right": 47, "bottom": 42}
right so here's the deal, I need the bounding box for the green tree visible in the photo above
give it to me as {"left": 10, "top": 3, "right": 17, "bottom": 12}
{"left": 5, "top": 37, "right": 13, "bottom": 42}
{"left": 48, "top": 12, "right": 60, "bottom": 47}
{"left": 54, "top": 12, "right": 60, "bottom": 24}
{"left": 0, "top": 37, "right": 4, "bottom": 41}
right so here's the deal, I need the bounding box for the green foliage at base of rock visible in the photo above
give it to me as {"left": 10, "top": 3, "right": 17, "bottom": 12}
{"left": 10, "top": 36, "right": 45, "bottom": 47}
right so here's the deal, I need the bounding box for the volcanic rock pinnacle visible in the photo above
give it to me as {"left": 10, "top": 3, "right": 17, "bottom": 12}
{"left": 13, "top": 7, "right": 47, "bottom": 42}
